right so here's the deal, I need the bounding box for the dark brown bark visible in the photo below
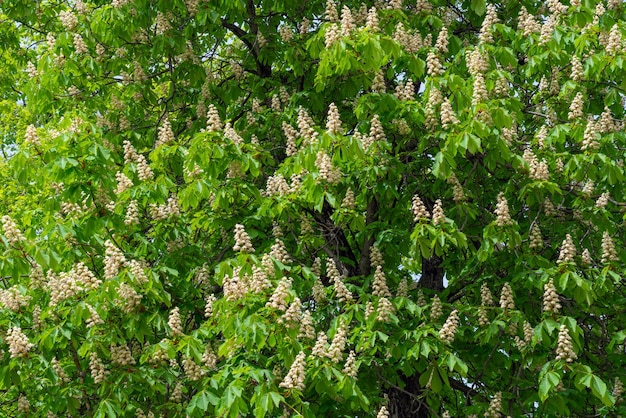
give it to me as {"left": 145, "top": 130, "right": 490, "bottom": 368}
{"left": 387, "top": 373, "right": 430, "bottom": 417}
{"left": 420, "top": 255, "right": 445, "bottom": 291}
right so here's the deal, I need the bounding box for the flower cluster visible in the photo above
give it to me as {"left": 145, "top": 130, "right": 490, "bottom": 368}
{"left": 485, "top": 392, "right": 503, "bottom": 418}
{"left": 372, "top": 266, "right": 391, "bottom": 298}
{"left": 111, "top": 344, "right": 135, "bottom": 366}
{"left": 582, "top": 119, "right": 599, "bottom": 151}
{"left": 377, "top": 406, "right": 389, "bottom": 418}
{"left": 479, "top": 4, "right": 499, "bottom": 43}
{"left": 328, "top": 322, "right": 348, "bottom": 362}
{"left": 2, "top": 215, "right": 26, "bottom": 244}
{"left": 0, "top": 286, "right": 31, "bottom": 311}
{"left": 543, "top": 278, "right": 561, "bottom": 313}
{"left": 267, "top": 276, "right": 293, "bottom": 311}
{"left": 297, "top": 107, "right": 318, "bottom": 144}
{"left": 432, "top": 199, "right": 445, "bottom": 225}
{"left": 116, "top": 282, "right": 142, "bottom": 313}
{"left": 206, "top": 104, "right": 222, "bottom": 132}
{"left": 104, "top": 240, "right": 126, "bottom": 279}
{"left": 115, "top": 171, "right": 133, "bottom": 195}
{"left": 557, "top": 234, "right": 576, "bottom": 264}
{"left": 326, "top": 103, "right": 342, "bottom": 134}
{"left": 279, "top": 297, "right": 302, "bottom": 326}
{"left": 571, "top": 56, "right": 583, "bottom": 81}
{"left": 89, "top": 352, "right": 108, "bottom": 383}
{"left": 25, "top": 124, "right": 39, "bottom": 146}
{"left": 233, "top": 224, "right": 254, "bottom": 253}
{"left": 312, "top": 332, "right": 329, "bottom": 357}
{"left": 601, "top": 231, "right": 618, "bottom": 264}
{"left": 494, "top": 193, "right": 513, "bottom": 226}
{"left": 203, "top": 345, "right": 217, "bottom": 369}
{"left": 298, "top": 310, "right": 316, "bottom": 339}
{"left": 342, "top": 188, "right": 356, "bottom": 210}
{"left": 440, "top": 98, "right": 458, "bottom": 129}
{"left": 431, "top": 295, "right": 443, "bottom": 320}
{"left": 270, "top": 238, "right": 291, "bottom": 264}
{"left": 279, "top": 351, "right": 306, "bottom": 391}
{"left": 168, "top": 307, "right": 183, "bottom": 336}
{"left": 204, "top": 294, "right": 217, "bottom": 317}
{"left": 439, "top": 309, "right": 459, "bottom": 344}
{"left": 555, "top": 324, "right": 577, "bottom": 362}
{"left": 86, "top": 303, "right": 104, "bottom": 327}
{"left": 182, "top": 355, "right": 204, "bottom": 380}
{"left": 224, "top": 122, "right": 244, "bottom": 146}
{"left": 52, "top": 357, "right": 70, "bottom": 384}
{"left": 124, "top": 200, "right": 139, "bottom": 225}
{"left": 342, "top": 350, "right": 358, "bottom": 378}
{"left": 328, "top": 259, "right": 353, "bottom": 303}
{"left": 376, "top": 297, "right": 394, "bottom": 322}
{"left": 499, "top": 282, "right": 515, "bottom": 311}
{"left": 614, "top": 378, "right": 624, "bottom": 403}
{"left": 412, "top": 195, "right": 430, "bottom": 221}
{"left": 17, "top": 395, "right": 29, "bottom": 414}
{"left": 315, "top": 151, "right": 341, "bottom": 184}
{"left": 426, "top": 51, "right": 443, "bottom": 76}
{"left": 568, "top": 92, "right": 584, "bottom": 121}
{"left": 6, "top": 327, "right": 34, "bottom": 358}
{"left": 529, "top": 224, "right": 543, "bottom": 249}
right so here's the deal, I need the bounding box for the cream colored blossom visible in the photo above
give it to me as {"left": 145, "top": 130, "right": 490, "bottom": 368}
{"left": 432, "top": 199, "right": 445, "bottom": 225}
{"left": 315, "top": 151, "right": 341, "bottom": 184}
{"left": 494, "top": 192, "right": 513, "bottom": 226}
{"left": 543, "top": 278, "right": 561, "bottom": 313}
{"left": 233, "top": 224, "right": 255, "bottom": 253}
{"left": 571, "top": 56, "right": 584, "bottom": 82}
{"left": 555, "top": 324, "right": 577, "bottom": 362}
{"left": 376, "top": 297, "right": 394, "bottom": 322}
{"left": 6, "top": 327, "right": 33, "bottom": 358}
{"left": 371, "top": 70, "right": 385, "bottom": 93}
{"left": 557, "top": 234, "right": 576, "bottom": 264}
{"left": 596, "top": 192, "right": 610, "bottom": 209}
{"left": 426, "top": 51, "right": 444, "bottom": 76}
{"left": 89, "top": 352, "right": 108, "bottom": 383}
{"left": 601, "top": 231, "right": 618, "bottom": 264}
{"left": 568, "top": 92, "right": 584, "bottom": 121}
{"left": 485, "top": 392, "right": 503, "bottom": 418}
{"left": 480, "top": 283, "right": 494, "bottom": 306}
{"left": 115, "top": 171, "right": 133, "bottom": 195}
{"left": 372, "top": 266, "right": 391, "bottom": 298}
{"left": 439, "top": 309, "right": 459, "bottom": 344}
{"left": 326, "top": 102, "right": 342, "bottom": 134}
{"left": 168, "top": 306, "right": 183, "bottom": 336}
{"left": 412, "top": 195, "right": 430, "bottom": 221}
{"left": 206, "top": 104, "right": 222, "bottom": 132}
{"left": 342, "top": 350, "right": 358, "bottom": 378}
{"left": 435, "top": 27, "right": 449, "bottom": 53}
{"left": 582, "top": 119, "right": 599, "bottom": 151}
{"left": 479, "top": 5, "right": 499, "bottom": 43}
{"left": 279, "top": 351, "right": 306, "bottom": 391}
{"left": 2, "top": 215, "right": 26, "bottom": 244}
{"left": 529, "top": 224, "right": 543, "bottom": 249}
{"left": 431, "top": 295, "right": 443, "bottom": 320}
{"left": 440, "top": 98, "right": 458, "bottom": 129}
{"left": 267, "top": 277, "right": 293, "bottom": 311}
{"left": 499, "top": 282, "right": 515, "bottom": 311}
{"left": 377, "top": 406, "right": 389, "bottom": 418}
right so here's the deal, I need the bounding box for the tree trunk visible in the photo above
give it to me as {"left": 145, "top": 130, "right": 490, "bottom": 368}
{"left": 388, "top": 256, "right": 444, "bottom": 417}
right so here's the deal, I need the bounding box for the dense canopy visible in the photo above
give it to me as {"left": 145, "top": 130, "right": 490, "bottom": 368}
{"left": 1, "top": 0, "right": 626, "bottom": 416}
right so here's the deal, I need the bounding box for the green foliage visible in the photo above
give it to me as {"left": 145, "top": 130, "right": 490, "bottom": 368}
{"left": 0, "top": 0, "right": 626, "bottom": 416}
